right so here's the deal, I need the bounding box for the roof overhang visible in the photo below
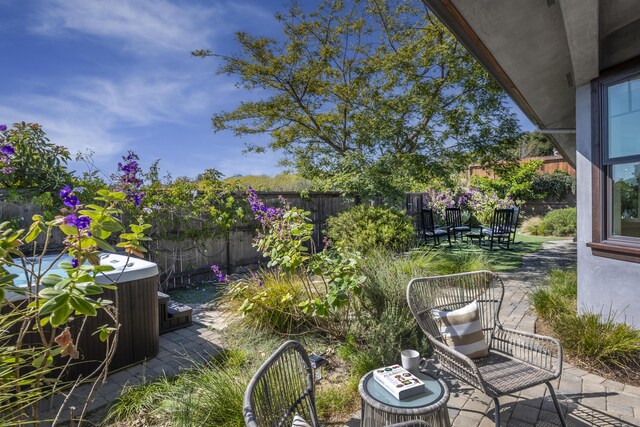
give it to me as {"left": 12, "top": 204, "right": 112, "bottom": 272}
{"left": 423, "top": 0, "right": 640, "bottom": 167}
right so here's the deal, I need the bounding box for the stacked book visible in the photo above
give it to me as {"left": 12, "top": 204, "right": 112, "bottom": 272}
{"left": 373, "top": 365, "right": 425, "bottom": 400}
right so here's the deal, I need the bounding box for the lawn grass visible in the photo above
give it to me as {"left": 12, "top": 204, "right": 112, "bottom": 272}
{"left": 434, "top": 234, "right": 571, "bottom": 272}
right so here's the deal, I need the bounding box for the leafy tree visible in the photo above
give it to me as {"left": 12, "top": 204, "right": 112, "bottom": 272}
{"left": 515, "top": 131, "right": 556, "bottom": 159}
{"left": 194, "top": 0, "right": 520, "bottom": 203}
{"left": 0, "top": 122, "right": 72, "bottom": 191}
{"left": 471, "top": 159, "right": 544, "bottom": 202}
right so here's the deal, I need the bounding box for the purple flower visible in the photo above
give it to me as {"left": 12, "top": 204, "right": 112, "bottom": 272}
{"left": 75, "top": 216, "right": 91, "bottom": 229}
{"left": 64, "top": 214, "right": 91, "bottom": 229}
{"left": 64, "top": 214, "right": 77, "bottom": 226}
{"left": 116, "top": 151, "right": 145, "bottom": 207}
{"left": 1, "top": 145, "right": 14, "bottom": 156}
{"left": 59, "top": 186, "right": 72, "bottom": 199}
{"left": 63, "top": 195, "right": 79, "bottom": 208}
{"left": 258, "top": 281, "right": 263, "bottom": 287}
{"left": 133, "top": 192, "right": 145, "bottom": 207}
{"left": 71, "top": 258, "right": 79, "bottom": 268}
{"left": 246, "top": 187, "right": 283, "bottom": 223}
{"left": 0, "top": 124, "right": 6, "bottom": 132}
{"left": 211, "top": 265, "right": 228, "bottom": 283}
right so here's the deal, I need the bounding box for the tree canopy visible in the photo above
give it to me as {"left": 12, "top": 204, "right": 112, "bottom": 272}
{"left": 194, "top": 0, "right": 520, "bottom": 202}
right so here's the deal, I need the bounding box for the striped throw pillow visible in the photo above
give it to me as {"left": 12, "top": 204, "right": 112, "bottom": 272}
{"left": 292, "top": 413, "right": 312, "bottom": 427}
{"left": 432, "top": 300, "right": 489, "bottom": 358}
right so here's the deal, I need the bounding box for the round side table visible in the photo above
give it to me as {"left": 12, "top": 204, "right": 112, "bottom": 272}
{"left": 358, "top": 370, "right": 450, "bottom": 427}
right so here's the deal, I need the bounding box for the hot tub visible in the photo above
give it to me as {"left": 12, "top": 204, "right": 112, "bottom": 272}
{"left": 5, "top": 253, "right": 160, "bottom": 378}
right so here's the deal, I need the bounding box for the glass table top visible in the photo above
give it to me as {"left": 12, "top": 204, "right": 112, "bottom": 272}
{"left": 362, "top": 370, "right": 445, "bottom": 409}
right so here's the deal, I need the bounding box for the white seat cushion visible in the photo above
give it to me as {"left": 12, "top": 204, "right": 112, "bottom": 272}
{"left": 292, "top": 413, "right": 312, "bottom": 427}
{"left": 432, "top": 300, "right": 489, "bottom": 358}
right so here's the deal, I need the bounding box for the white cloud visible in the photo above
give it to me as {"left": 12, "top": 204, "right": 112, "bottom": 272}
{"left": 67, "top": 74, "right": 210, "bottom": 126}
{"left": 0, "top": 69, "right": 216, "bottom": 158}
{"left": 32, "top": 0, "right": 218, "bottom": 52}
{"left": 0, "top": 103, "right": 124, "bottom": 157}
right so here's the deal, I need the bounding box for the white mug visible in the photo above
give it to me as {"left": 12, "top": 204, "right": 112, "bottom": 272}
{"left": 400, "top": 349, "right": 427, "bottom": 373}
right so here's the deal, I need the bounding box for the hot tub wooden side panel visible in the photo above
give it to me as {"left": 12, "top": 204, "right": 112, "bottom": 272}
{"left": 66, "top": 274, "right": 159, "bottom": 377}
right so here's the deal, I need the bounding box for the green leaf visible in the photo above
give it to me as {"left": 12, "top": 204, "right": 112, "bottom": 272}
{"left": 38, "top": 287, "right": 63, "bottom": 299}
{"left": 70, "top": 295, "right": 97, "bottom": 316}
{"left": 101, "top": 219, "right": 125, "bottom": 233}
{"left": 50, "top": 304, "right": 73, "bottom": 327}
{"left": 59, "top": 225, "right": 77, "bottom": 236}
{"left": 0, "top": 274, "right": 18, "bottom": 285}
{"left": 39, "top": 293, "right": 69, "bottom": 316}
{"left": 75, "top": 283, "right": 104, "bottom": 295}
{"left": 92, "top": 237, "right": 115, "bottom": 252}
{"left": 41, "top": 274, "right": 63, "bottom": 287}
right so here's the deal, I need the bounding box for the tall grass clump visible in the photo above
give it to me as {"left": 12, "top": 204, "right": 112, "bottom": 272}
{"left": 106, "top": 351, "right": 249, "bottom": 427}
{"left": 530, "top": 268, "right": 640, "bottom": 369}
{"left": 521, "top": 216, "right": 546, "bottom": 235}
{"left": 553, "top": 311, "right": 640, "bottom": 369}
{"left": 530, "top": 269, "right": 577, "bottom": 319}
{"left": 225, "top": 269, "right": 311, "bottom": 334}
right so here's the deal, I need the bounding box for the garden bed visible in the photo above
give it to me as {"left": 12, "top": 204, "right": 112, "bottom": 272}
{"left": 536, "top": 317, "right": 640, "bottom": 387}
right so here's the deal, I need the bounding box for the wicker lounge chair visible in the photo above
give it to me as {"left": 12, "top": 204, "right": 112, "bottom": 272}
{"left": 245, "top": 341, "right": 433, "bottom": 427}
{"left": 407, "top": 271, "right": 566, "bottom": 427}
{"left": 244, "top": 340, "right": 320, "bottom": 427}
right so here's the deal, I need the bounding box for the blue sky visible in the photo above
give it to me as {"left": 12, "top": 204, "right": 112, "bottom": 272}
{"left": 0, "top": 0, "right": 534, "bottom": 180}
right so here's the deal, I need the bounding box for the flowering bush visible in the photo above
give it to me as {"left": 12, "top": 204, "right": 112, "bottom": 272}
{"left": 0, "top": 147, "right": 150, "bottom": 424}
{"left": 466, "top": 188, "right": 514, "bottom": 225}
{"left": 0, "top": 122, "right": 72, "bottom": 191}
{"left": 223, "top": 188, "right": 365, "bottom": 333}
{"left": 421, "top": 187, "right": 513, "bottom": 226}
{"left": 422, "top": 189, "right": 469, "bottom": 223}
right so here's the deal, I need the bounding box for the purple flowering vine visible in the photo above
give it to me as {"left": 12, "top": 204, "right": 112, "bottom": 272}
{"left": 116, "top": 151, "right": 146, "bottom": 207}
{"left": 59, "top": 186, "right": 92, "bottom": 230}
{"left": 71, "top": 258, "right": 80, "bottom": 269}
{"left": 211, "top": 265, "right": 228, "bottom": 283}
{"left": 0, "top": 124, "right": 14, "bottom": 171}
{"left": 246, "top": 186, "right": 283, "bottom": 223}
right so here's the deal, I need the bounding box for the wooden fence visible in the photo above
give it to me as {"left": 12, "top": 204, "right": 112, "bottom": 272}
{"left": 468, "top": 156, "right": 575, "bottom": 179}
{"left": 0, "top": 192, "right": 354, "bottom": 290}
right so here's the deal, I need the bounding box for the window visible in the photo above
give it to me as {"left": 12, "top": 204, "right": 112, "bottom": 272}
{"left": 604, "top": 74, "right": 640, "bottom": 240}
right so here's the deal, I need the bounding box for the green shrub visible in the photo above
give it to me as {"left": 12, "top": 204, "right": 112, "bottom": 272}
{"left": 531, "top": 171, "right": 575, "bottom": 200}
{"left": 521, "top": 216, "right": 546, "bottom": 235}
{"left": 542, "top": 207, "right": 576, "bottom": 236}
{"left": 325, "top": 205, "right": 415, "bottom": 254}
{"left": 340, "top": 248, "right": 491, "bottom": 379}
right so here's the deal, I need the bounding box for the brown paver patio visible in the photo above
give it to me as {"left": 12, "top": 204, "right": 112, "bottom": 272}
{"left": 441, "top": 240, "right": 640, "bottom": 427}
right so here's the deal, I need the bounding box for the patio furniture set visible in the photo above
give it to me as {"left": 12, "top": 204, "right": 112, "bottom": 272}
{"left": 418, "top": 207, "right": 520, "bottom": 250}
{"left": 243, "top": 271, "right": 566, "bottom": 427}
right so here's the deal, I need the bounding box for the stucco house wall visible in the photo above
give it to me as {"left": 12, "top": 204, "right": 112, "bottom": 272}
{"left": 576, "top": 83, "right": 640, "bottom": 328}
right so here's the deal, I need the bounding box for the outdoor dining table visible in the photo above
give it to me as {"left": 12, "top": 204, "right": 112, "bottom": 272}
{"left": 358, "top": 370, "right": 451, "bottom": 427}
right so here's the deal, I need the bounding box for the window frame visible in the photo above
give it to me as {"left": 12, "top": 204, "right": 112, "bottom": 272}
{"left": 588, "top": 61, "right": 640, "bottom": 262}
